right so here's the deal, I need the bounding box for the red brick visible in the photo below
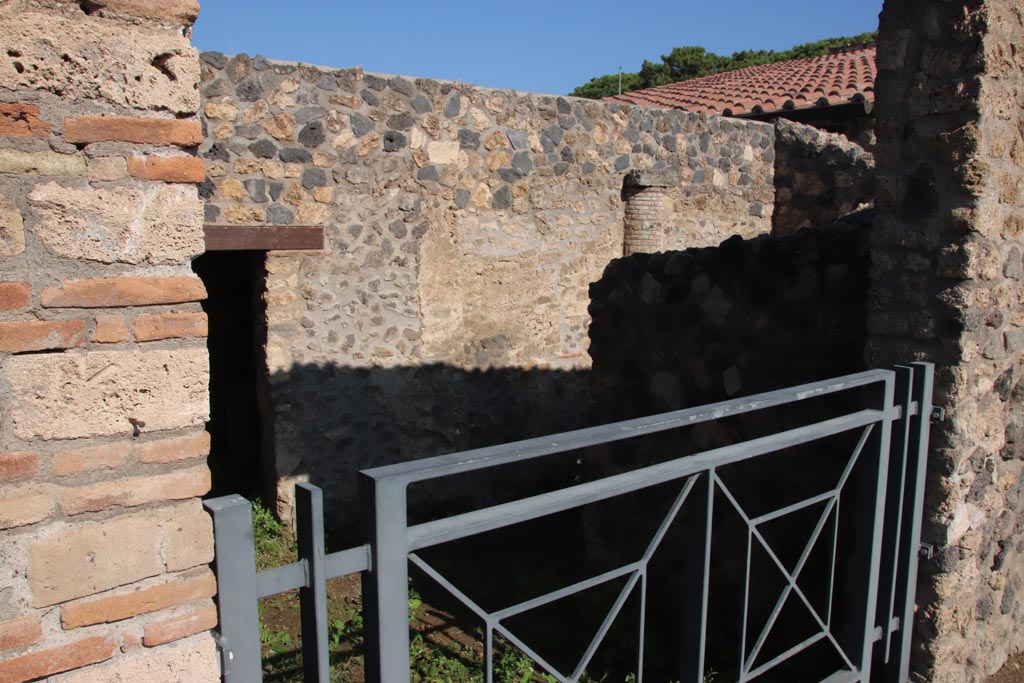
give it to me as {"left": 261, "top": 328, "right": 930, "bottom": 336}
{"left": 131, "top": 312, "right": 208, "bottom": 341}
{"left": 64, "top": 116, "right": 203, "bottom": 147}
{"left": 0, "top": 103, "right": 51, "bottom": 138}
{"left": 61, "top": 571, "right": 216, "bottom": 628}
{"left": 52, "top": 443, "right": 130, "bottom": 477}
{"left": 135, "top": 431, "right": 210, "bottom": 464}
{"left": 59, "top": 467, "right": 211, "bottom": 516}
{"left": 127, "top": 155, "right": 205, "bottom": 183}
{"left": 0, "top": 615, "right": 42, "bottom": 653}
{"left": 0, "top": 451, "right": 38, "bottom": 482}
{"left": 40, "top": 276, "right": 207, "bottom": 308}
{"left": 0, "top": 320, "right": 86, "bottom": 353}
{"left": 93, "top": 314, "right": 129, "bottom": 343}
{"left": 142, "top": 605, "right": 217, "bottom": 647}
{"left": 0, "top": 636, "right": 115, "bottom": 681}
{"left": 0, "top": 283, "right": 31, "bottom": 312}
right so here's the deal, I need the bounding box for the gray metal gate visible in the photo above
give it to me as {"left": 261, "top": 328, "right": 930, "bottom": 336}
{"left": 205, "top": 363, "right": 935, "bottom": 683}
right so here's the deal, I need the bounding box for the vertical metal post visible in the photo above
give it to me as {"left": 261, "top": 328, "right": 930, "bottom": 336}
{"left": 637, "top": 571, "right": 647, "bottom": 683}
{"left": 360, "top": 473, "right": 411, "bottom": 683}
{"left": 204, "top": 495, "right": 264, "bottom": 683}
{"left": 679, "top": 470, "right": 713, "bottom": 683}
{"left": 875, "top": 363, "right": 934, "bottom": 683}
{"left": 849, "top": 372, "right": 895, "bottom": 680}
{"left": 897, "top": 363, "right": 934, "bottom": 683}
{"left": 876, "top": 366, "right": 915, "bottom": 665}
{"left": 296, "top": 483, "right": 329, "bottom": 683}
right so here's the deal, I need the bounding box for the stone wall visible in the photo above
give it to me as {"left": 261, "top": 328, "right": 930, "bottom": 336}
{"left": 0, "top": 1, "right": 217, "bottom": 681}
{"left": 772, "top": 118, "right": 876, "bottom": 236}
{"left": 196, "top": 54, "right": 777, "bottom": 524}
{"left": 868, "top": 0, "right": 1024, "bottom": 680}
{"left": 588, "top": 214, "right": 871, "bottom": 422}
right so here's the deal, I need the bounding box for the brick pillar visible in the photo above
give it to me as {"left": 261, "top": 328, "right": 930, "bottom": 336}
{"left": 0, "top": 1, "right": 219, "bottom": 681}
{"left": 870, "top": 0, "right": 1024, "bottom": 680}
{"left": 622, "top": 169, "right": 678, "bottom": 256}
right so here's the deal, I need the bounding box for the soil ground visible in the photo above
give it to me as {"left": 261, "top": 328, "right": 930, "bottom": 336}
{"left": 985, "top": 652, "right": 1024, "bottom": 683}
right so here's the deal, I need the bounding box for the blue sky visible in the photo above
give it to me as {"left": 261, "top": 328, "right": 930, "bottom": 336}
{"left": 193, "top": 0, "right": 883, "bottom": 96}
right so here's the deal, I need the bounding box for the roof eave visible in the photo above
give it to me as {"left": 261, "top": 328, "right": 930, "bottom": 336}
{"left": 733, "top": 99, "right": 874, "bottom": 122}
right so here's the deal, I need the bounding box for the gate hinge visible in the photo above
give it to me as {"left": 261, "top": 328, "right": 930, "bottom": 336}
{"left": 919, "top": 543, "right": 935, "bottom": 560}
{"left": 930, "top": 406, "right": 946, "bottom": 423}
{"left": 212, "top": 631, "right": 233, "bottom": 676}
{"left": 889, "top": 616, "right": 901, "bottom": 634}
{"left": 872, "top": 625, "right": 884, "bottom": 642}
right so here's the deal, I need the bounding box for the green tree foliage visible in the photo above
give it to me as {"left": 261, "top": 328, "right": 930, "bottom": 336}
{"left": 570, "top": 31, "right": 877, "bottom": 99}
{"left": 639, "top": 46, "right": 723, "bottom": 87}
{"left": 570, "top": 72, "right": 642, "bottom": 99}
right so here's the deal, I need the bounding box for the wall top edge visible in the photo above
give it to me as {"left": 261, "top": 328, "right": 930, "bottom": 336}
{"left": 198, "top": 51, "right": 774, "bottom": 131}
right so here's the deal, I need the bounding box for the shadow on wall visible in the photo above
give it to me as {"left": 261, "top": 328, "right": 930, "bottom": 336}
{"left": 256, "top": 363, "right": 886, "bottom": 683}
{"left": 219, "top": 217, "right": 881, "bottom": 682}
{"left": 255, "top": 213, "right": 873, "bottom": 543}
{"left": 265, "top": 362, "right": 592, "bottom": 539}
{"left": 588, "top": 210, "right": 873, "bottom": 425}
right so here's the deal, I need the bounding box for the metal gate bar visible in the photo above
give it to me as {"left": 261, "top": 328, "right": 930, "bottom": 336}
{"left": 205, "top": 363, "right": 934, "bottom": 683}
{"left": 873, "top": 364, "right": 935, "bottom": 683}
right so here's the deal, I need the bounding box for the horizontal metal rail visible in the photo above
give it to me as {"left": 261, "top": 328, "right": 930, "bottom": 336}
{"left": 407, "top": 408, "right": 886, "bottom": 552}
{"left": 205, "top": 363, "right": 934, "bottom": 683}
{"left": 255, "top": 544, "right": 371, "bottom": 599}
{"left": 363, "top": 369, "right": 894, "bottom": 484}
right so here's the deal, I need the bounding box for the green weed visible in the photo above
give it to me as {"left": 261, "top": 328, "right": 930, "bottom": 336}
{"left": 410, "top": 634, "right": 477, "bottom": 683}
{"left": 260, "top": 620, "right": 296, "bottom": 656}
{"left": 252, "top": 497, "right": 297, "bottom": 571}
{"left": 250, "top": 499, "right": 716, "bottom": 683}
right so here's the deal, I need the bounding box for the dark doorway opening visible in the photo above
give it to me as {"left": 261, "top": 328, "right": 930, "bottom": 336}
{"left": 193, "top": 250, "right": 269, "bottom": 499}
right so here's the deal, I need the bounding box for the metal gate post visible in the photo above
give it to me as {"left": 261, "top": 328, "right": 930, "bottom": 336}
{"left": 360, "top": 473, "right": 411, "bottom": 683}
{"left": 296, "top": 483, "right": 330, "bottom": 683}
{"left": 874, "top": 363, "right": 934, "bottom": 683}
{"left": 850, "top": 371, "right": 896, "bottom": 680}
{"left": 679, "top": 469, "right": 713, "bottom": 683}
{"left": 204, "top": 495, "right": 264, "bottom": 683}
{"left": 875, "top": 366, "right": 916, "bottom": 669}
{"left": 896, "top": 362, "right": 934, "bottom": 681}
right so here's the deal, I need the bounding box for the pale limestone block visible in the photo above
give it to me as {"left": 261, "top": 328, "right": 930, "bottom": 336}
{"left": 28, "top": 501, "right": 211, "bottom": 608}
{"left": 0, "top": 2, "right": 199, "bottom": 114}
{"left": 29, "top": 512, "right": 164, "bottom": 606}
{"left": 241, "top": 100, "right": 270, "bottom": 125}
{"left": 4, "top": 348, "right": 209, "bottom": 441}
{"left": 49, "top": 634, "right": 219, "bottom": 683}
{"left": 0, "top": 192, "right": 25, "bottom": 256}
{"left": 0, "top": 149, "right": 86, "bottom": 176}
{"left": 87, "top": 157, "right": 129, "bottom": 182}
{"left": 203, "top": 101, "right": 238, "bottom": 121}
{"left": 27, "top": 182, "right": 203, "bottom": 265}
{"left": 161, "top": 498, "right": 214, "bottom": 572}
{"left": 427, "top": 141, "right": 459, "bottom": 164}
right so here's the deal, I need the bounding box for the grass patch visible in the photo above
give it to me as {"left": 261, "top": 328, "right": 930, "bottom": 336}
{"left": 250, "top": 498, "right": 713, "bottom": 683}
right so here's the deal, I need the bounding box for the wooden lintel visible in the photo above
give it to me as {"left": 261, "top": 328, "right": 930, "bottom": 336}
{"left": 204, "top": 225, "right": 325, "bottom": 252}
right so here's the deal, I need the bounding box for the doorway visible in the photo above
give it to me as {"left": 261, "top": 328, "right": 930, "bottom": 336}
{"left": 193, "top": 250, "right": 270, "bottom": 499}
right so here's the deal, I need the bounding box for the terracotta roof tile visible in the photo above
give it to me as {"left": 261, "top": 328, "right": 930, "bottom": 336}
{"left": 605, "top": 46, "right": 876, "bottom": 117}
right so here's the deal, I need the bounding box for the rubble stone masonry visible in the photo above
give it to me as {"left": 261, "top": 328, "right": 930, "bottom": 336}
{"left": 588, "top": 215, "right": 871, "bottom": 421}
{"left": 868, "top": 0, "right": 1023, "bottom": 680}
{"left": 0, "top": 0, "right": 1020, "bottom": 680}
{"left": 771, "top": 118, "right": 876, "bottom": 237}
{"left": 198, "top": 54, "right": 777, "bottom": 522}
{"left": 0, "top": 0, "right": 217, "bottom": 681}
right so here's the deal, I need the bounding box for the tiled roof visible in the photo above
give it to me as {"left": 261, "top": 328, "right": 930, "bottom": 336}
{"left": 604, "top": 46, "right": 875, "bottom": 117}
